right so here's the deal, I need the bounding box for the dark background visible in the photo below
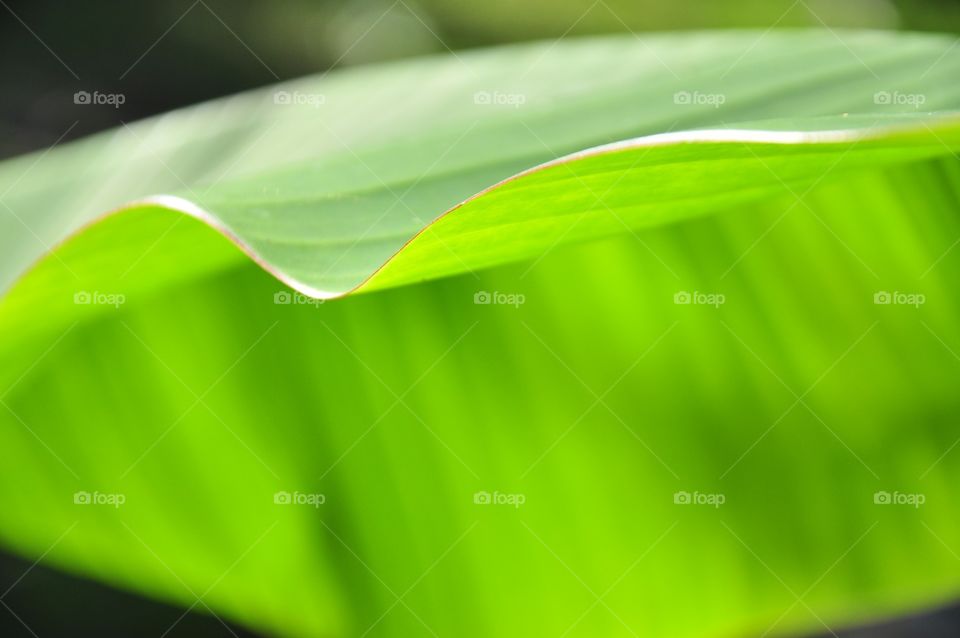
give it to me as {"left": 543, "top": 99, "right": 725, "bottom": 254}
{"left": 4, "top": 0, "right": 960, "bottom": 161}
{"left": 2, "top": 0, "right": 960, "bottom": 635}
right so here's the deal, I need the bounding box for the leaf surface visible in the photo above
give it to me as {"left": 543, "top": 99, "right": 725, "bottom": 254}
{"left": 2, "top": 30, "right": 960, "bottom": 638}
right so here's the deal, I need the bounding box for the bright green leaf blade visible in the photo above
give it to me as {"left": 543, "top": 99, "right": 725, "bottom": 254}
{"left": 3, "top": 156, "right": 960, "bottom": 637}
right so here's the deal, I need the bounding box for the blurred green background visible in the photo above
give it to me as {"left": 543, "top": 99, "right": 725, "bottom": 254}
{"left": 3, "top": 0, "right": 960, "bottom": 636}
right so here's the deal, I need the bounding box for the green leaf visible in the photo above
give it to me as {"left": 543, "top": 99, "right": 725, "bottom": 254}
{"left": 2, "top": 30, "right": 960, "bottom": 638}
{"left": 3, "top": 31, "right": 960, "bottom": 306}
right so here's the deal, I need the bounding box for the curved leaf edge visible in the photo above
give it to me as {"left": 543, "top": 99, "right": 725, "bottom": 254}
{"left": 6, "top": 113, "right": 960, "bottom": 308}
